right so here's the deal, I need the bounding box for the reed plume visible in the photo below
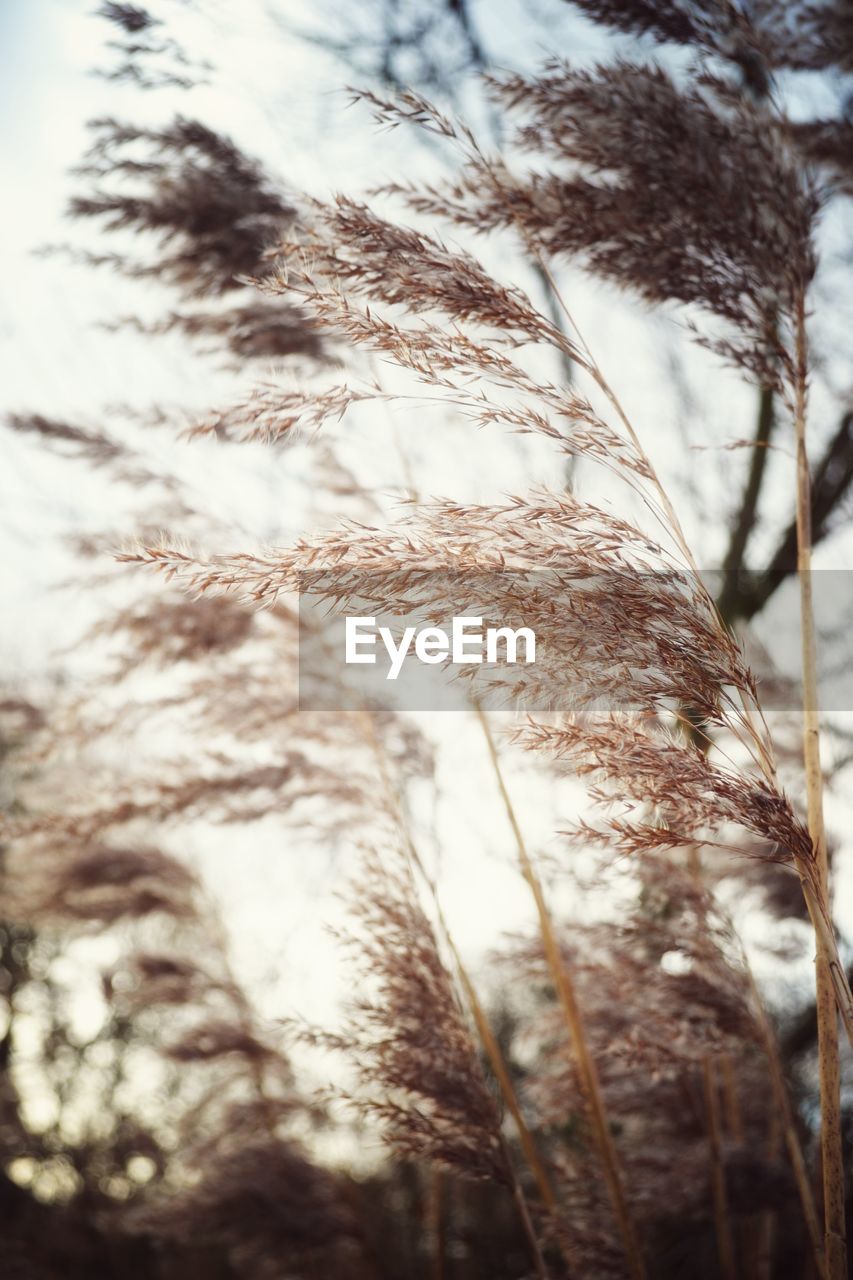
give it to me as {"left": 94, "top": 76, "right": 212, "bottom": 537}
{"left": 306, "top": 847, "right": 551, "bottom": 1277}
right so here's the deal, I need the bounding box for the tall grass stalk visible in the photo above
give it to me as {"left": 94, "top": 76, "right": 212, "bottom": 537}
{"left": 745, "top": 966, "right": 826, "bottom": 1277}
{"left": 540, "top": 252, "right": 852, "bottom": 1276}
{"left": 361, "top": 712, "right": 555, "bottom": 1277}
{"left": 475, "top": 702, "right": 645, "bottom": 1280}
{"left": 703, "top": 1056, "right": 738, "bottom": 1280}
{"left": 792, "top": 294, "right": 847, "bottom": 1279}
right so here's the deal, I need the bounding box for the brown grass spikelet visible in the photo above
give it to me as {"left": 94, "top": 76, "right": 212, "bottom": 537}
{"left": 321, "top": 850, "right": 510, "bottom": 1187}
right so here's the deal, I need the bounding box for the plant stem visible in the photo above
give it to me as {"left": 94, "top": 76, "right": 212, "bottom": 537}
{"left": 361, "top": 407, "right": 567, "bottom": 1265}
{"left": 685, "top": 700, "right": 826, "bottom": 1275}
{"left": 792, "top": 291, "right": 847, "bottom": 1279}
{"left": 744, "top": 966, "right": 826, "bottom": 1278}
{"left": 685, "top": 849, "right": 740, "bottom": 1279}
{"left": 427, "top": 1168, "right": 446, "bottom": 1280}
{"left": 452, "top": 943, "right": 560, "bottom": 1215}
{"left": 755, "top": 1106, "right": 781, "bottom": 1280}
{"left": 703, "top": 1057, "right": 738, "bottom": 1280}
{"left": 502, "top": 1139, "right": 551, "bottom": 1280}
{"left": 360, "top": 711, "right": 557, "bottom": 1276}
{"left": 719, "top": 1054, "right": 743, "bottom": 1143}
{"left": 475, "top": 702, "right": 646, "bottom": 1280}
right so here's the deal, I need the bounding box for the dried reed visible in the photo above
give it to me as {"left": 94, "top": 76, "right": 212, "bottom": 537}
{"left": 64, "top": 9, "right": 853, "bottom": 1271}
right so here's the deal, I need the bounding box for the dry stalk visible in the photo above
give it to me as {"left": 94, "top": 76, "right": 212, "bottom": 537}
{"left": 745, "top": 965, "right": 826, "bottom": 1278}
{"left": 681, "top": 838, "right": 740, "bottom": 1276}
{"left": 703, "top": 1056, "right": 738, "bottom": 1280}
{"left": 359, "top": 711, "right": 555, "bottom": 1279}
{"left": 427, "top": 1169, "right": 445, "bottom": 1280}
{"left": 496, "top": 249, "right": 839, "bottom": 1275}
{"left": 756, "top": 1107, "right": 782, "bottom": 1280}
{"left": 718, "top": 1055, "right": 755, "bottom": 1277}
{"left": 537, "top": 256, "right": 852, "bottom": 1278}
{"left": 792, "top": 292, "right": 847, "bottom": 1279}
{"left": 684, "top": 729, "right": 824, "bottom": 1277}
{"left": 719, "top": 1054, "right": 743, "bottom": 1142}
{"left": 474, "top": 702, "right": 645, "bottom": 1280}
{"left": 359, "top": 410, "right": 566, "bottom": 1227}
{"left": 534, "top": 259, "right": 853, "bottom": 1053}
